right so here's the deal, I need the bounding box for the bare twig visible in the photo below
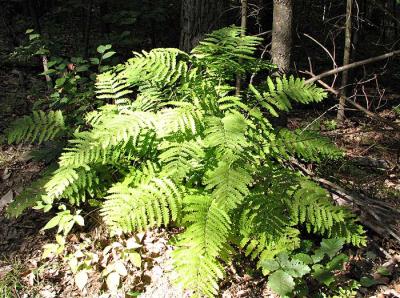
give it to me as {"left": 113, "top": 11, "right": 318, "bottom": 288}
{"left": 305, "top": 50, "right": 400, "bottom": 84}
{"left": 304, "top": 71, "right": 400, "bottom": 131}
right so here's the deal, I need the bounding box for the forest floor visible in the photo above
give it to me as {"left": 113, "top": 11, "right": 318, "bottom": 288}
{"left": 1, "top": 66, "right": 400, "bottom": 297}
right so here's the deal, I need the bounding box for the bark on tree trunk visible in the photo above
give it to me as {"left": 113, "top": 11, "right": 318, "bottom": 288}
{"left": 235, "top": 0, "right": 248, "bottom": 95}
{"left": 271, "top": 0, "right": 293, "bottom": 73}
{"left": 270, "top": 0, "right": 293, "bottom": 128}
{"left": 337, "top": 0, "right": 353, "bottom": 123}
{"left": 180, "top": 0, "right": 229, "bottom": 52}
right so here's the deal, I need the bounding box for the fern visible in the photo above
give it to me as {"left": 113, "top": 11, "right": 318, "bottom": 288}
{"left": 192, "top": 26, "right": 269, "bottom": 80}
{"left": 6, "top": 110, "right": 66, "bottom": 144}
{"left": 173, "top": 195, "right": 231, "bottom": 297}
{"left": 277, "top": 129, "right": 344, "bottom": 162}
{"left": 102, "top": 177, "right": 183, "bottom": 233}
{"left": 6, "top": 164, "right": 57, "bottom": 217}
{"left": 249, "top": 75, "right": 327, "bottom": 117}
{"left": 13, "top": 27, "right": 367, "bottom": 297}
{"left": 95, "top": 72, "right": 132, "bottom": 108}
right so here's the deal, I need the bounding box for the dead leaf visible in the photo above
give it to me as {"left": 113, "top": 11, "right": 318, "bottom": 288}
{"left": 75, "top": 270, "right": 88, "bottom": 291}
{"left": 106, "top": 271, "right": 120, "bottom": 291}
{"left": 0, "top": 190, "right": 13, "bottom": 211}
{"left": 114, "top": 261, "right": 127, "bottom": 276}
{"left": 2, "top": 168, "right": 11, "bottom": 180}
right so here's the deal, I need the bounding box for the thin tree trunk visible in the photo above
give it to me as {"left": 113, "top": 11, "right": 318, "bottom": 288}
{"left": 271, "top": 0, "right": 293, "bottom": 73}
{"left": 28, "top": 0, "right": 41, "bottom": 34}
{"left": 28, "top": 0, "right": 52, "bottom": 90}
{"left": 235, "top": 0, "right": 248, "bottom": 95}
{"left": 270, "top": 0, "right": 293, "bottom": 128}
{"left": 180, "top": 0, "right": 228, "bottom": 52}
{"left": 42, "top": 55, "right": 52, "bottom": 90}
{"left": 83, "top": 0, "right": 93, "bottom": 58}
{"left": 337, "top": 0, "right": 353, "bottom": 123}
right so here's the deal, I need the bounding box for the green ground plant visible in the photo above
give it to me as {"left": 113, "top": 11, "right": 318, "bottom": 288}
{"left": 5, "top": 26, "right": 366, "bottom": 297}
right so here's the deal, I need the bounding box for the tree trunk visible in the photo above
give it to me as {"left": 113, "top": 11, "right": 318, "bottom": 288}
{"left": 270, "top": 0, "right": 293, "bottom": 128}
{"left": 235, "top": 0, "right": 248, "bottom": 95}
{"left": 179, "top": 0, "right": 229, "bottom": 52}
{"left": 83, "top": 0, "right": 93, "bottom": 58}
{"left": 271, "top": 0, "right": 293, "bottom": 73}
{"left": 337, "top": 0, "right": 353, "bottom": 123}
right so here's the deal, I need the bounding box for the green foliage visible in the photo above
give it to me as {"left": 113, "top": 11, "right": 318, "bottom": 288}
{"left": 277, "top": 129, "right": 344, "bottom": 162}
{"left": 248, "top": 75, "right": 327, "bottom": 117}
{"left": 102, "top": 177, "right": 183, "bottom": 232}
{"left": 6, "top": 165, "right": 57, "bottom": 218}
{"left": 260, "top": 238, "right": 351, "bottom": 297}
{"left": 6, "top": 110, "right": 66, "bottom": 144}
{"left": 6, "top": 27, "right": 366, "bottom": 297}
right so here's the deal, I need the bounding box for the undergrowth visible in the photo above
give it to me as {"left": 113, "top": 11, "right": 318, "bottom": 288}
{"left": 4, "top": 26, "right": 366, "bottom": 297}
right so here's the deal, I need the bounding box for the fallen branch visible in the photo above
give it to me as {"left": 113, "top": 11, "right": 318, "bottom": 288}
{"left": 290, "top": 158, "right": 400, "bottom": 243}
{"left": 305, "top": 50, "right": 400, "bottom": 84}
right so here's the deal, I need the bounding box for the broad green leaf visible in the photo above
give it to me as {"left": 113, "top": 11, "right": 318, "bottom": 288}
{"left": 90, "top": 58, "right": 100, "bottom": 65}
{"left": 42, "top": 215, "right": 62, "bottom": 230}
{"left": 311, "top": 264, "right": 335, "bottom": 286}
{"left": 259, "top": 259, "right": 279, "bottom": 275}
{"left": 360, "top": 276, "right": 378, "bottom": 287}
{"left": 268, "top": 270, "right": 295, "bottom": 297}
{"left": 55, "top": 77, "right": 66, "bottom": 87}
{"left": 41, "top": 69, "right": 57, "bottom": 76}
{"left": 102, "top": 51, "right": 116, "bottom": 60}
{"left": 97, "top": 44, "right": 112, "bottom": 54}
{"left": 282, "top": 259, "right": 310, "bottom": 278}
{"left": 75, "top": 65, "right": 89, "bottom": 72}
{"left": 29, "top": 33, "right": 40, "bottom": 40}
{"left": 326, "top": 253, "right": 348, "bottom": 271}
{"left": 377, "top": 266, "right": 391, "bottom": 276}
{"left": 293, "top": 253, "right": 313, "bottom": 265}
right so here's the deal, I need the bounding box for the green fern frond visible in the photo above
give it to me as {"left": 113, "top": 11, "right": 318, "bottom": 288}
{"left": 60, "top": 110, "right": 158, "bottom": 168}
{"left": 192, "top": 26, "right": 265, "bottom": 79}
{"left": 290, "top": 179, "right": 366, "bottom": 246}
{"left": 25, "top": 27, "right": 367, "bottom": 298}
{"left": 102, "top": 177, "right": 183, "bottom": 233}
{"left": 44, "top": 166, "right": 103, "bottom": 204}
{"left": 124, "top": 48, "right": 189, "bottom": 88}
{"left": 204, "top": 113, "right": 249, "bottom": 154}
{"left": 204, "top": 161, "right": 252, "bottom": 210}
{"left": 6, "top": 110, "right": 66, "bottom": 144}
{"left": 173, "top": 195, "right": 231, "bottom": 297}
{"left": 6, "top": 165, "right": 57, "bottom": 217}
{"left": 85, "top": 105, "right": 119, "bottom": 126}
{"left": 96, "top": 72, "right": 132, "bottom": 108}
{"left": 157, "top": 103, "right": 204, "bottom": 137}
{"left": 133, "top": 87, "right": 165, "bottom": 112}
{"left": 158, "top": 139, "right": 205, "bottom": 180}
{"left": 277, "top": 129, "right": 344, "bottom": 162}
{"left": 249, "top": 76, "right": 327, "bottom": 117}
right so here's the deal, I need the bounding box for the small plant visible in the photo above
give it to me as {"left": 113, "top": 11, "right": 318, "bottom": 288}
{"left": 261, "top": 238, "right": 351, "bottom": 297}
{"left": 323, "top": 119, "right": 338, "bottom": 131}
{"left": 0, "top": 258, "right": 25, "bottom": 298}
{"left": 394, "top": 104, "right": 400, "bottom": 116}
